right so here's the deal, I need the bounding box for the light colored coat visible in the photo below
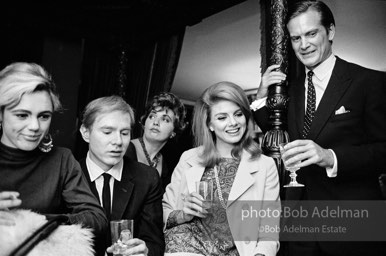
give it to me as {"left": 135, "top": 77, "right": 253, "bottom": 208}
{"left": 163, "top": 147, "right": 281, "bottom": 256}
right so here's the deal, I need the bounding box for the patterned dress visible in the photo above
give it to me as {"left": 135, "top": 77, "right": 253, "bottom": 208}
{"left": 165, "top": 157, "right": 240, "bottom": 255}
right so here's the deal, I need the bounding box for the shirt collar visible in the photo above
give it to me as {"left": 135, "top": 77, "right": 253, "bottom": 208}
{"left": 86, "top": 151, "right": 123, "bottom": 182}
{"left": 306, "top": 54, "right": 336, "bottom": 81}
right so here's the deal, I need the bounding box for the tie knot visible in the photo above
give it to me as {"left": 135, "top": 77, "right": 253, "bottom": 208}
{"left": 103, "top": 173, "right": 110, "bottom": 183}
{"left": 307, "top": 70, "right": 314, "bottom": 78}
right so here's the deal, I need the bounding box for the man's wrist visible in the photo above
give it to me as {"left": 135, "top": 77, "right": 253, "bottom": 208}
{"left": 326, "top": 149, "right": 335, "bottom": 168}
{"left": 250, "top": 98, "right": 267, "bottom": 111}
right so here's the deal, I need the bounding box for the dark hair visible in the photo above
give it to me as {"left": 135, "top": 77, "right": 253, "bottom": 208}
{"left": 287, "top": 0, "right": 335, "bottom": 32}
{"left": 192, "top": 81, "right": 261, "bottom": 167}
{"left": 81, "top": 95, "right": 135, "bottom": 129}
{"left": 140, "top": 92, "right": 186, "bottom": 134}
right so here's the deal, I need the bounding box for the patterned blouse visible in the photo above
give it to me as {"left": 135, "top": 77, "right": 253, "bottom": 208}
{"left": 165, "top": 157, "right": 241, "bottom": 255}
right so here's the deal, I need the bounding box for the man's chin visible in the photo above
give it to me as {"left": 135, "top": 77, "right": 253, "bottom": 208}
{"left": 105, "top": 157, "right": 123, "bottom": 166}
{"left": 299, "top": 56, "right": 320, "bottom": 69}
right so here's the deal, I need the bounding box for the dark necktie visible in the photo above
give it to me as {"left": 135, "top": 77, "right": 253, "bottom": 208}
{"left": 302, "top": 70, "right": 316, "bottom": 138}
{"left": 102, "top": 173, "right": 111, "bottom": 220}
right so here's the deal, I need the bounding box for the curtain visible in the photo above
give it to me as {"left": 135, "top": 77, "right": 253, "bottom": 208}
{"left": 123, "top": 29, "right": 185, "bottom": 138}
{"left": 74, "top": 29, "right": 185, "bottom": 159}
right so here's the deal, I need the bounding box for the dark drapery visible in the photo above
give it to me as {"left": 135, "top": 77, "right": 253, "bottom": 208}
{"left": 124, "top": 31, "right": 186, "bottom": 138}
{"left": 74, "top": 29, "right": 185, "bottom": 159}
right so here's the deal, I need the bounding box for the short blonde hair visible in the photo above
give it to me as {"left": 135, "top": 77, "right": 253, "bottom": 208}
{"left": 81, "top": 95, "right": 135, "bottom": 130}
{"left": 0, "top": 62, "right": 62, "bottom": 111}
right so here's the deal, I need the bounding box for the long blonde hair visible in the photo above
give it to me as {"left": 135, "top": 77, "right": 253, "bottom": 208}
{"left": 192, "top": 81, "right": 261, "bottom": 167}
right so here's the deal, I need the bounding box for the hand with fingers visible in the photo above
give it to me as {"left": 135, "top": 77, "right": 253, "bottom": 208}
{"left": 107, "top": 238, "right": 149, "bottom": 256}
{"left": 256, "top": 64, "right": 287, "bottom": 99}
{"left": 282, "top": 140, "right": 334, "bottom": 169}
{"left": 0, "top": 191, "right": 22, "bottom": 226}
{"left": 180, "top": 192, "right": 209, "bottom": 223}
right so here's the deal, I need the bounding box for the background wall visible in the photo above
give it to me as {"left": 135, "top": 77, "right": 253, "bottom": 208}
{"left": 327, "top": 0, "right": 386, "bottom": 71}
{"left": 171, "top": 0, "right": 386, "bottom": 104}
{"left": 172, "top": 0, "right": 262, "bottom": 103}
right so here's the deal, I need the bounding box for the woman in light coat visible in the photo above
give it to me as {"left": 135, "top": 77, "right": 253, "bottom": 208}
{"left": 163, "top": 81, "right": 280, "bottom": 256}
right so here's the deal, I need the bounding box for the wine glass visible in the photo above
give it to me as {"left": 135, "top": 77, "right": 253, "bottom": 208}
{"left": 279, "top": 142, "right": 304, "bottom": 187}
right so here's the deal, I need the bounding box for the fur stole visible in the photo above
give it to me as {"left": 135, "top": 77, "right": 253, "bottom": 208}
{"left": 0, "top": 210, "right": 94, "bottom": 256}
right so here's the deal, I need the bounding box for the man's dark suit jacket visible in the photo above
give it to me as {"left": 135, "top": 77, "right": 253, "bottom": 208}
{"left": 254, "top": 57, "right": 386, "bottom": 255}
{"left": 80, "top": 156, "right": 165, "bottom": 256}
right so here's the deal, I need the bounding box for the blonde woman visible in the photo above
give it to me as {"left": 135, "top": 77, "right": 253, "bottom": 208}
{"left": 0, "top": 62, "right": 107, "bottom": 251}
{"left": 163, "top": 82, "right": 280, "bottom": 256}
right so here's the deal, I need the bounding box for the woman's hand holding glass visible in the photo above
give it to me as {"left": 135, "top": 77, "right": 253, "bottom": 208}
{"left": 0, "top": 191, "right": 22, "bottom": 225}
{"left": 180, "top": 192, "right": 209, "bottom": 222}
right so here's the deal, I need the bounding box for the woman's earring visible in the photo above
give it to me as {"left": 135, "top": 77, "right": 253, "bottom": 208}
{"left": 169, "top": 132, "right": 176, "bottom": 139}
{"left": 39, "top": 134, "right": 53, "bottom": 153}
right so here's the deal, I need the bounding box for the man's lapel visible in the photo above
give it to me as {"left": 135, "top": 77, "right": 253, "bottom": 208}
{"left": 80, "top": 159, "right": 100, "bottom": 203}
{"left": 308, "top": 57, "right": 352, "bottom": 140}
{"left": 111, "top": 161, "right": 134, "bottom": 220}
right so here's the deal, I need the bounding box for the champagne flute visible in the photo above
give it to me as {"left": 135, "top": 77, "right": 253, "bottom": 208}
{"left": 279, "top": 142, "right": 304, "bottom": 187}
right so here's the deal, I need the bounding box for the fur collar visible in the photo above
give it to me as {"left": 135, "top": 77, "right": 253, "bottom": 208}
{"left": 0, "top": 210, "right": 94, "bottom": 256}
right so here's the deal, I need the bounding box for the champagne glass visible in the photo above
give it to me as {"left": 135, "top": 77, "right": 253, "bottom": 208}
{"left": 279, "top": 142, "right": 304, "bottom": 187}
{"left": 195, "top": 180, "right": 213, "bottom": 210}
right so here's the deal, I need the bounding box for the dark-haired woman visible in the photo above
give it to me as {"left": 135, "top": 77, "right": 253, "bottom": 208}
{"left": 126, "top": 92, "right": 186, "bottom": 190}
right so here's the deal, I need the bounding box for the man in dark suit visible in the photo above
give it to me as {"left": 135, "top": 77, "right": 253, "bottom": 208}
{"left": 252, "top": 1, "right": 386, "bottom": 255}
{"left": 79, "top": 95, "right": 164, "bottom": 256}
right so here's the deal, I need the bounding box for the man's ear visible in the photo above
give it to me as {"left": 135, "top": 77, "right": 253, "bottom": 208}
{"left": 328, "top": 23, "right": 336, "bottom": 41}
{"left": 79, "top": 125, "right": 90, "bottom": 143}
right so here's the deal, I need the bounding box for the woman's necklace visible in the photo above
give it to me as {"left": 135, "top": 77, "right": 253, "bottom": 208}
{"left": 139, "top": 137, "right": 160, "bottom": 168}
{"left": 213, "top": 166, "right": 227, "bottom": 209}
